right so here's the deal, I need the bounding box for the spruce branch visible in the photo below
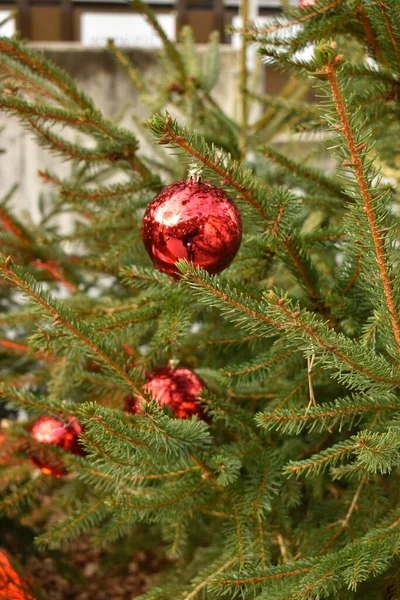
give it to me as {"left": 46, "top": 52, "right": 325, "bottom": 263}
{"left": 0, "top": 474, "right": 46, "bottom": 514}
{"left": 256, "top": 514, "right": 268, "bottom": 569}
{"left": 91, "top": 513, "right": 136, "bottom": 546}
{"left": 0, "top": 257, "right": 144, "bottom": 396}
{"left": 0, "top": 199, "right": 30, "bottom": 244}
{"left": 240, "top": 0, "right": 342, "bottom": 36}
{"left": 178, "top": 264, "right": 400, "bottom": 389}
{"left": 131, "top": 0, "right": 185, "bottom": 80}
{"left": 246, "top": 87, "right": 319, "bottom": 118}
{"left": 107, "top": 39, "right": 149, "bottom": 93}
{"left": 79, "top": 401, "right": 211, "bottom": 457}
{"left": 27, "top": 118, "right": 146, "bottom": 171}
{"left": 258, "top": 394, "right": 400, "bottom": 434}
{"left": 202, "top": 393, "right": 265, "bottom": 442}
{"left": 324, "top": 55, "right": 400, "bottom": 354}
{"left": 266, "top": 291, "right": 400, "bottom": 388}
{"left": 212, "top": 560, "right": 314, "bottom": 597}
{"left": 0, "top": 9, "right": 16, "bottom": 29}
{"left": 0, "top": 200, "right": 79, "bottom": 290}
{"left": 0, "top": 97, "right": 150, "bottom": 177}
{"left": 341, "top": 253, "right": 363, "bottom": 297}
{"left": 0, "top": 56, "right": 70, "bottom": 107}
{"left": 66, "top": 457, "right": 203, "bottom": 491}
{"left": 0, "top": 40, "right": 153, "bottom": 179}
{"left": 35, "top": 261, "right": 76, "bottom": 293}
{"left": 351, "top": 428, "right": 400, "bottom": 474}
{"left": 148, "top": 113, "right": 271, "bottom": 222}
{"left": 284, "top": 441, "right": 355, "bottom": 477}
{"left": 376, "top": 0, "right": 400, "bottom": 71}
{"left": 182, "top": 557, "right": 237, "bottom": 600}
{"left": 232, "top": 500, "right": 246, "bottom": 566}
{"left": 0, "top": 37, "right": 93, "bottom": 110}
{"left": 107, "top": 480, "right": 204, "bottom": 512}
{"left": 0, "top": 386, "right": 81, "bottom": 418}
{"left": 35, "top": 500, "right": 106, "bottom": 549}
{"left": 356, "top": 4, "right": 384, "bottom": 60}
{"left": 260, "top": 45, "right": 397, "bottom": 84}
{"left": 222, "top": 346, "right": 299, "bottom": 380}
{"left": 318, "top": 476, "right": 367, "bottom": 555}
{"left": 41, "top": 170, "right": 161, "bottom": 200}
{"left": 0, "top": 339, "right": 30, "bottom": 353}
{"left": 275, "top": 367, "right": 323, "bottom": 411}
{"left": 261, "top": 145, "right": 348, "bottom": 200}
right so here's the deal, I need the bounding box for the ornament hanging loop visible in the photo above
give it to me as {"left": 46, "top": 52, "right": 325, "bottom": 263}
{"left": 188, "top": 162, "right": 203, "bottom": 183}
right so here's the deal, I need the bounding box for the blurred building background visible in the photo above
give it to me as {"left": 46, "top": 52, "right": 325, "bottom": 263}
{"left": 0, "top": 0, "right": 298, "bottom": 44}
{"left": 0, "top": 0, "right": 305, "bottom": 220}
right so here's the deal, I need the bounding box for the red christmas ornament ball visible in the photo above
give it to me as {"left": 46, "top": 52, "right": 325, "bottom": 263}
{"left": 142, "top": 179, "right": 242, "bottom": 278}
{"left": 125, "top": 366, "right": 204, "bottom": 419}
{"left": 299, "top": 0, "right": 315, "bottom": 7}
{"left": 28, "top": 415, "right": 83, "bottom": 478}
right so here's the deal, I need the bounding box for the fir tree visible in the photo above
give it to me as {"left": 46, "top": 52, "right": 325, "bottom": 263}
{"left": 1, "top": 0, "right": 400, "bottom": 598}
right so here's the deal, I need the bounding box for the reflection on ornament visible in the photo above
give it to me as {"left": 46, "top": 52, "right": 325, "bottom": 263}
{"left": 28, "top": 415, "right": 83, "bottom": 478}
{"left": 299, "top": 0, "right": 316, "bottom": 8}
{"left": 142, "top": 179, "right": 242, "bottom": 278}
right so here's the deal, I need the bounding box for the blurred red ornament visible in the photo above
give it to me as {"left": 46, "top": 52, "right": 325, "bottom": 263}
{"left": 142, "top": 179, "right": 242, "bottom": 278}
{"left": 28, "top": 415, "right": 83, "bottom": 478}
{"left": 0, "top": 551, "right": 35, "bottom": 600}
{"left": 124, "top": 393, "right": 141, "bottom": 415}
{"left": 84, "top": 361, "right": 101, "bottom": 372}
{"left": 125, "top": 366, "right": 204, "bottom": 419}
{"left": 299, "top": 0, "right": 315, "bottom": 7}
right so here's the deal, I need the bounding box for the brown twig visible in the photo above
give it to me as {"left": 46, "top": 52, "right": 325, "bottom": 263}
{"left": 357, "top": 5, "right": 383, "bottom": 58}
{"left": 305, "top": 353, "right": 316, "bottom": 415}
{"left": 318, "top": 476, "right": 367, "bottom": 554}
{"left": 377, "top": 1, "right": 400, "bottom": 70}
{"left": 219, "top": 567, "right": 313, "bottom": 586}
{"left": 225, "top": 347, "right": 297, "bottom": 377}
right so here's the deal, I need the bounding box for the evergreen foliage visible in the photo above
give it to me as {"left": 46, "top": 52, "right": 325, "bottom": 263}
{"left": 1, "top": 0, "right": 400, "bottom": 597}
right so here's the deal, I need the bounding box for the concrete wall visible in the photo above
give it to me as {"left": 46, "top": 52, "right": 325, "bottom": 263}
{"left": 0, "top": 43, "right": 243, "bottom": 223}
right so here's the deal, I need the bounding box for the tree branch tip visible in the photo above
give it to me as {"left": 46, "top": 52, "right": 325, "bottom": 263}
{"left": 3, "top": 255, "right": 12, "bottom": 269}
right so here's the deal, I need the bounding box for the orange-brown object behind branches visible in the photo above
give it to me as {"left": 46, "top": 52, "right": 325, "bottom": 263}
{"left": 0, "top": 551, "right": 35, "bottom": 600}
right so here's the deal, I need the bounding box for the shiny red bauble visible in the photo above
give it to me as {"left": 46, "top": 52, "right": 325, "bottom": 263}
{"left": 142, "top": 179, "right": 242, "bottom": 278}
{"left": 125, "top": 366, "right": 204, "bottom": 419}
{"left": 299, "top": 0, "right": 315, "bottom": 7}
{"left": 28, "top": 415, "right": 83, "bottom": 478}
